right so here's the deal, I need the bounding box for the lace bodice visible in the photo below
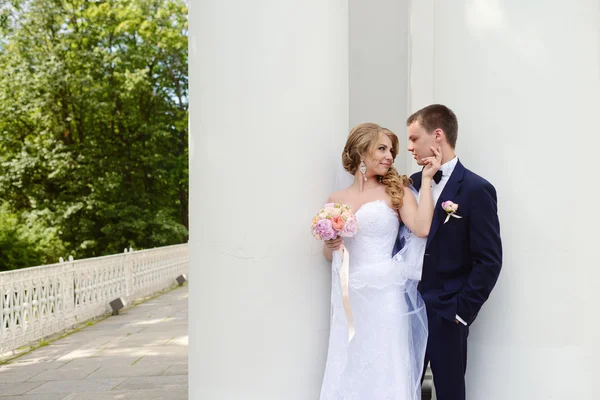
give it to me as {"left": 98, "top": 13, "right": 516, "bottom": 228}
{"left": 342, "top": 200, "right": 399, "bottom": 265}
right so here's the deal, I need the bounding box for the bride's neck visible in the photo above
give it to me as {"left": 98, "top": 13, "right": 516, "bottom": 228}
{"left": 352, "top": 174, "right": 381, "bottom": 191}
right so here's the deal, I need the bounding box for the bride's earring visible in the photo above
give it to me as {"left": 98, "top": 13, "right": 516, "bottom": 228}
{"left": 359, "top": 160, "right": 367, "bottom": 181}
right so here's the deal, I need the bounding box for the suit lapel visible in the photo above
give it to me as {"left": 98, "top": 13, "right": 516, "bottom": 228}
{"left": 426, "top": 160, "right": 465, "bottom": 249}
{"left": 411, "top": 172, "right": 423, "bottom": 192}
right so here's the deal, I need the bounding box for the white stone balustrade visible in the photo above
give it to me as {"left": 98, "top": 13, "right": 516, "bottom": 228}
{"left": 0, "top": 243, "right": 188, "bottom": 354}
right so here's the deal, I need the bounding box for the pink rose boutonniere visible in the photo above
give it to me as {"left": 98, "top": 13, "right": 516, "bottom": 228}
{"left": 441, "top": 200, "right": 462, "bottom": 224}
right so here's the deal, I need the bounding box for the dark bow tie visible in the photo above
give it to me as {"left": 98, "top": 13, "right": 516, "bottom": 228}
{"left": 433, "top": 170, "right": 443, "bottom": 184}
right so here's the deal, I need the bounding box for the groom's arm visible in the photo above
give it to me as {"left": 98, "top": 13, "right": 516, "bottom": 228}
{"left": 457, "top": 180, "right": 503, "bottom": 325}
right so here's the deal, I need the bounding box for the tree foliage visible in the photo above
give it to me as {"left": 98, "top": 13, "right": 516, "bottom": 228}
{"left": 0, "top": 0, "right": 188, "bottom": 269}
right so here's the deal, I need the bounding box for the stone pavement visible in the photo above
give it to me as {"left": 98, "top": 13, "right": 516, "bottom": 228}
{"left": 0, "top": 286, "right": 188, "bottom": 399}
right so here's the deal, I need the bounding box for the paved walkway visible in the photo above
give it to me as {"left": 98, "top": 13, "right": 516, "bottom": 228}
{"left": 0, "top": 286, "right": 188, "bottom": 399}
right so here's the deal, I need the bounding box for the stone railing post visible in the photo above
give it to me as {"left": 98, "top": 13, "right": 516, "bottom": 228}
{"left": 124, "top": 247, "right": 134, "bottom": 300}
{"left": 60, "top": 255, "right": 76, "bottom": 328}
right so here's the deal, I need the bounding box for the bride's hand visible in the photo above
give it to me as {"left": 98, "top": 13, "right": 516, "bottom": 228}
{"left": 421, "top": 146, "right": 443, "bottom": 180}
{"left": 325, "top": 237, "right": 343, "bottom": 250}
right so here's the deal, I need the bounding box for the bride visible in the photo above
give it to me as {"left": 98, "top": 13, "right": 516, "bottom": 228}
{"left": 319, "top": 123, "right": 441, "bottom": 400}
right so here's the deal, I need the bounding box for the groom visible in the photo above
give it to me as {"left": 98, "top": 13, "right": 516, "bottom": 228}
{"left": 405, "top": 104, "right": 502, "bottom": 400}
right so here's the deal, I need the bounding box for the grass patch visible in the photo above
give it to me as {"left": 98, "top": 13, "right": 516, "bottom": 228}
{"left": 131, "top": 356, "right": 144, "bottom": 366}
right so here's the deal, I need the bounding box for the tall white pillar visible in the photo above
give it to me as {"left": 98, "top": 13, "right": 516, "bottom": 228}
{"left": 411, "top": 1, "right": 600, "bottom": 398}
{"left": 349, "top": 0, "right": 411, "bottom": 170}
{"left": 189, "top": 1, "right": 348, "bottom": 399}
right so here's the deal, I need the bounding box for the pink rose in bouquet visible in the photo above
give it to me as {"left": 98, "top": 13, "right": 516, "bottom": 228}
{"left": 330, "top": 207, "right": 342, "bottom": 217}
{"left": 314, "top": 219, "right": 337, "bottom": 240}
{"left": 338, "top": 217, "right": 357, "bottom": 237}
{"left": 331, "top": 216, "right": 345, "bottom": 231}
{"left": 311, "top": 203, "right": 358, "bottom": 240}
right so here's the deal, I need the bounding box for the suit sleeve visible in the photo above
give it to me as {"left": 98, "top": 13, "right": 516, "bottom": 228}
{"left": 457, "top": 181, "right": 503, "bottom": 324}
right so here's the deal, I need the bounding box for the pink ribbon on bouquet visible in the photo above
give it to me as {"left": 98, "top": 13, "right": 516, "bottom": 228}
{"left": 339, "top": 244, "right": 355, "bottom": 343}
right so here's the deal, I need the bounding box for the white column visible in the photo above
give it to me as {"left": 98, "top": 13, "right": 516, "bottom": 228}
{"left": 188, "top": 1, "right": 348, "bottom": 399}
{"left": 407, "top": 0, "right": 435, "bottom": 176}
{"left": 349, "top": 0, "right": 410, "bottom": 170}
{"left": 411, "top": 1, "right": 600, "bottom": 398}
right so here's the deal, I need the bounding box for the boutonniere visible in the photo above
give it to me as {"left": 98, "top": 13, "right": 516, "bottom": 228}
{"left": 441, "top": 201, "right": 462, "bottom": 224}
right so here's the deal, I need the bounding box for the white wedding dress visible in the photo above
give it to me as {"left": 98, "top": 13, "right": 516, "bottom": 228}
{"left": 319, "top": 199, "right": 428, "bottom": 400}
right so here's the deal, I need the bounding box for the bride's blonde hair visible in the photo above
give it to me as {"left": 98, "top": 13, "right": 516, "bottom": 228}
{"left": 342, "top": 123, "right": 410, "bottom": 209}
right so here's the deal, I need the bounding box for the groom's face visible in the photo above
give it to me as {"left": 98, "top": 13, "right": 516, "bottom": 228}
{"left": 407, "top": 121, "right": 437, "bottom": 166}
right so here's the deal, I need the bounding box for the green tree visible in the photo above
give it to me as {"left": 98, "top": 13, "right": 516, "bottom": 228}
{"left": 0, "top": 0, "right": 188, "bottom": 268}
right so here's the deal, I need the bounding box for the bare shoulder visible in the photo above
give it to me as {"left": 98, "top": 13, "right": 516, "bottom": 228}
{"left": 327, "top": 189, "right": 347, "bottom": 203}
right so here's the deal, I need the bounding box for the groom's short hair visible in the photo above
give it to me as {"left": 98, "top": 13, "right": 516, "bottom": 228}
{"left": 407, "top": 104, "right": 458, "bottom": 148}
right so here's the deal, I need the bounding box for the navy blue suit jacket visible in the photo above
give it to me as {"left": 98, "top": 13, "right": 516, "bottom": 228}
{"left": 408, "top": 160, "right": 502, "bottom": 325}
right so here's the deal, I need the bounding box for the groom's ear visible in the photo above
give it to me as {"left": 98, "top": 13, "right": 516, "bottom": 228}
{"left": 433, "top": 128, "right": 444, "bottom": 143}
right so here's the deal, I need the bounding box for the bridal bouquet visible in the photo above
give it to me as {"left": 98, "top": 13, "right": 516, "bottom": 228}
{"left": 311, "top": 202, "right": 357, "bottom": 342}
{"left": 311, "top": 203, "right": 358, "bottom": 240}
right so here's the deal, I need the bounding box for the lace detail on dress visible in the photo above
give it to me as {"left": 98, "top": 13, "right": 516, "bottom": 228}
{"left": 320, "top": 200, "right": 428, "bottom": 400}
{"left": 342, "top": 200, "right": 399, "bottom": 265}
{"left": 392, "top": 224, "right": 427, "bottom": 281}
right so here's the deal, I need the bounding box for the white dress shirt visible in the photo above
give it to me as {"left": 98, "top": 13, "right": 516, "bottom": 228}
{"left": 419, "top": 157, "right": 467, "bottom": 326}
{"left": 431, "top": 156, "right": 458, "bottom": 205}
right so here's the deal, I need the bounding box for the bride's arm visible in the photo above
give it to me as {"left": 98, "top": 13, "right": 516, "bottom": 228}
{"left": 322, "top": 194, "right": 342, "bottom": 262}
{"left": 399, "top": 146, "right": 441, "bottom": 237}
{"left": 398, "top": 178, "right": 434, "bottom": 238}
